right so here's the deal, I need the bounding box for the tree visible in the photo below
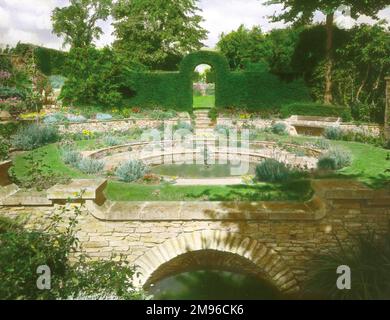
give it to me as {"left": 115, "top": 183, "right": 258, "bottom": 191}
{"left": 61, "top": 47, "right": 144, "bottom": 107}
{"left": 52, "top": 0, "right": 112, "bottom": 49}
{"left": 112, "top": 0, "right": 208, "bottom": 70}
{"left": 266, "top": 0, "right": 390, "bottom": 104}
{"left": 217, "top": 25, "right": 266, "bottom": 70}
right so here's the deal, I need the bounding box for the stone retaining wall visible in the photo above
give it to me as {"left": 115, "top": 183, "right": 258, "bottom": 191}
{"left": 218, "top": 117, "right": 382, "bottom": 137}
{"left": 56, "top": 117, "right": 191, "bottom": 134}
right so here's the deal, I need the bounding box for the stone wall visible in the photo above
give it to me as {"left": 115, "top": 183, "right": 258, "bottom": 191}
{"left": 218, "top": 117, "right": 382, "bottom": 138}
{"left": 55, "top": 117, "right": 191, "bottom": 134}
{"left": 0, "top": 179, "right": 389, "bottom": 294}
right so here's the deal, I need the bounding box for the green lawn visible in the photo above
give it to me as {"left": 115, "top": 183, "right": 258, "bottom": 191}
{"left": 105, "top": 180, "right": 312, "bottom": 202}
{"left": 193, "top": 95, "right": 215, "bottom": 109}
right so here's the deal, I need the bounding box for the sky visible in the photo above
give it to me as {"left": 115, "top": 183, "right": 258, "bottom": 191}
{"left": 0, "top": 0, "right": 389, "bottom": 50}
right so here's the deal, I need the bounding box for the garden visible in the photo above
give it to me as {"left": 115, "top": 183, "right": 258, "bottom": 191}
{"left": 1, "top": 0, "right": 390, "bottom": 301}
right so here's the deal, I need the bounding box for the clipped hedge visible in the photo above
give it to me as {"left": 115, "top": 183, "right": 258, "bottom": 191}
{"left": 280, "top": 102, "right": 352, "bottom": 121}
{"left": 13, "top": 43, "right": 67, "bottom": 76}
{"left": 125, "top": 50, "right": 311, "bottom": 112}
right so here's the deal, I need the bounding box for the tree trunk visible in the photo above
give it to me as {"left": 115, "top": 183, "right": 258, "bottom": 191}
{"left": 324, "top": 13, "right": 334, "bottom": 105}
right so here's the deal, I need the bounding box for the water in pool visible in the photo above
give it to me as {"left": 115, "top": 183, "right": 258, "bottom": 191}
{"left": 151, "top": 163, "right": 256, "bottom": 178}
{"left": 149, "top": 270, "right": 283, "bottom": 300}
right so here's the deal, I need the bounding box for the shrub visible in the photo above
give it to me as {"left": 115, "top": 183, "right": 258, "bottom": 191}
{"left": 280, "top": 102, "right": 351, "bottom": 121}
{"left": 43, "top": 113, "right": 68, "bottom": 124}
{"left": 271, "top": 122, "right": 287, "bottom": 135}
{"left": 326, "top": 148, "right": 352, "bottom": 169}
{"left": 317, "top": 157, "right": 337, "bottom": 171}
{"left": 173, "top": 121, "right": 193, "bottom": 132}
{"left": 313, "top": 138, "right": 330, "bottom": 150}
{"left": 115, "top": 160, "right": 149, "bottom": 183}
{"left": 67, "top": 114, "right": 87, "bottom": 122}
{"left": 208, "top": 108, "right": 218, "bottom": 122}
{"left": 0, "top": 136, "right": 10, "bottom": 161}
{"left": 0, "top": 202, "right": 142, "bottom": 300}
{"left": 318, "top": 147, "right": 352, "bottom": 170}
{"left": 150, "top": 109, "right": 178, "bottom": 120}
{"left": 255, "top": 159, "right": 291, "bottom": 182}
{"left": 96, "top": 113, "right": 113, "bottom": 121}
{"left": 304, "top": 231, "right": 390, "bottom": 300}
{"left": 62, "top": 149, "right": 82, "bottom": 167}
{"left": 11, "top": 124, "right": 60, "bottom": 150}
{"left": 324, "top": 126, "right": 343, "bottom": 140}
{"left": 77, "top": 158, "right": 105, "bottom": 174}
{"left": 103, "top": 135, "right": 123, "bottom": 147}
{"left": 0, "top": 86, "right": 26, "bottom": 99}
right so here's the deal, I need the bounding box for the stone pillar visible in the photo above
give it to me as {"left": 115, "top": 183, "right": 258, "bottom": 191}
{"left": 385, "top": 77, "right": 390, "bottom": 140}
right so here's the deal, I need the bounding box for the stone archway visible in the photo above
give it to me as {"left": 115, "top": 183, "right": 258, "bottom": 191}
{"left": 133, "top": 231, "right": 299, "bottom": 294}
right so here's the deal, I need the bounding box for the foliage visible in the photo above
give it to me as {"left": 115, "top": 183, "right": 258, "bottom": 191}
{"left": 0, "top": 203, "right": 142, "bottom": 300}
{"left": 313, "top": 138, "right": 331, "bottom": 150}
{"left": 304, "top": 231, "right": 390, "bottom": 300}
{"left": 255, "top": 159, "right": 291, "bottom": 182}
{"left": 60, "top": 47, "right": 143, "bottom": 108}
{"left": 318, "top": 147, "right": 352, "bottom": 170}
{"left": 11, "top": 124, "right": 60, "bottom": 151}
{"left": 333, "top": 23, "right": 390, "bottom": 123}
{"left": 317, "top": 156, "right": 337, "bottom": 171}
{"left": 103, "top": 135, "right": 123, "bottom": 147}
{"left": 0, "top": 137, "right": 10, "bottom": 161}
{"left": 266, "top": 0, "right": 390, "bottom": 104}
{"left": 218, "top": 25, "right": 266, "bottom": 70}
{"left": 96, "top": 113, "right": 113, "bottom": 121}
{"left": 112, "top": 0, "right": 207, "bottom": 70}
{"left": 51, "top": 0, "right": 112, "bottom": 49}
{"left": 173, "top": 121, "right": 193, "bottom": 133}
{"left": 61, "top": 148, "right": 82, "bottom": 167}
{"left": 77, "top": 158, "right": 105, "bottom": 174}
{"left": 208, "top": 108, "right": 218, "bottom": 122}
{"left": 149, "top": 109, "right": 178, "bottom": 120}
{"left": 115, "top": 160, "right": 149, "bottom": 183}
{"left": 0, "top": 86, "right": 26, "bottom": 99}
{"left": 0, "top": 122, "right": 21, "bottom": 138}
{"left": 281, "top": 102, "right": 351, "bottom": 120}
{"left": 271, "top": 123, "right": 287, "bottom": 135}
{"left": 323, "top": 126, "right": 343, "bottom": 140}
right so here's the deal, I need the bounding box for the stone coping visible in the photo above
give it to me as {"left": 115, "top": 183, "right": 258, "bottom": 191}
{"left": 47, "top": 179, "right": 107, "bottom": 205}
{"left": 87, "top": 139, "right": 323, "bottom": 160}
{"left": 85, "top": 196, "right": 326, "bottom": 222}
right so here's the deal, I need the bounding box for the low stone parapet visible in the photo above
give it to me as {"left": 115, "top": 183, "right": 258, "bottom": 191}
{"left": 47, "top": 179, "right": 107, "bottom": 205}
{"left": 0, "top": 160, "right": 12, "bottom": 186}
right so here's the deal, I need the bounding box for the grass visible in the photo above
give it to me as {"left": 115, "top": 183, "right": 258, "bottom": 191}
{"left": 193, "top": 95, "right": 215, "bottom": 109}
{"left": 105, "top": 180, "right": 312, "bottom": 202}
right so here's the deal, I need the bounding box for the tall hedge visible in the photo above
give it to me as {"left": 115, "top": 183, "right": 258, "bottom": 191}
{"left": 125, "top": 50, "right": 310, "bottom": 112}
{"left": 13, "top": 43, "right": 67, "bottom": 76}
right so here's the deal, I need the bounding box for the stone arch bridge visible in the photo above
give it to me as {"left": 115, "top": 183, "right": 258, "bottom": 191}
{"left": 1, "top": 178, "right": 390, "bottom": 295}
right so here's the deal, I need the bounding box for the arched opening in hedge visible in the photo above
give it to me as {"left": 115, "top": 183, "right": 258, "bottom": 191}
{"left": 180, "top": 51, "right": 230, "bottom": 110}
{"left": 193, "top": 64, "right": 215, "bottom": 109}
